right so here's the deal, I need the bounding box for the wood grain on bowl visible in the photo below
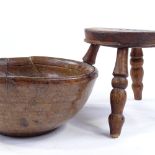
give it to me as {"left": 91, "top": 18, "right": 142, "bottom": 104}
{"left": 0, "top": 56, "right": 97, "bottom": 137}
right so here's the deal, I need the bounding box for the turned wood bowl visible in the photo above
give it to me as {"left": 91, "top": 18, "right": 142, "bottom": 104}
{"left": 0, "top": 56, "right": 97, "bottom": 137}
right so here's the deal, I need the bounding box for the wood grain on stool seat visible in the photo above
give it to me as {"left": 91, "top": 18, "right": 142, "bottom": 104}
{"left": 85, "top": 28, "right": 155, "bottom": 48}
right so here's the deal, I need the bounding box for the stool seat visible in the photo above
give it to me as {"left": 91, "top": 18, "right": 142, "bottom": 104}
{"left": 85, "top": 28, "right": 155, "bottom": 48}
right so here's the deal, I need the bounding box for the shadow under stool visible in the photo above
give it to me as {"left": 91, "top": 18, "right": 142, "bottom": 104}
{"left": 82, "top": 28, "right": 155, "bottom": 138}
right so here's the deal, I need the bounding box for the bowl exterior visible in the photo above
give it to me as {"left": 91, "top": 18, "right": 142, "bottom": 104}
{"left": 0, "top": 69, "right": 97, "bottom": 136}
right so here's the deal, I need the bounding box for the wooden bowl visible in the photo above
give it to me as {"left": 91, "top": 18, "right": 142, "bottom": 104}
{"left": 0, "top": 56, "right": 97, "bottom": 137}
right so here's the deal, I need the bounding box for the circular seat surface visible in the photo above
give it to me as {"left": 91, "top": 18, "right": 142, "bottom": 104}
{"left": 85, "top": 28, "right": 155, "bottom": 48}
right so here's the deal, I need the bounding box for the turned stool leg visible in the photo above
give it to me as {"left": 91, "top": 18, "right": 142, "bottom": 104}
{"left": 108, "top": 48, "right": 128, "bottom": 138}
{"left": 130, "top": 48, "right": 144, "bottom": 100}
{"left": 83, "top": 44, "right": 100, "bottom": 65}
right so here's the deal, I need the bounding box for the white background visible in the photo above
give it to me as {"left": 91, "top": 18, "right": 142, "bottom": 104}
{"left": 0, "top": 0, "right": 155, "bottom": 154}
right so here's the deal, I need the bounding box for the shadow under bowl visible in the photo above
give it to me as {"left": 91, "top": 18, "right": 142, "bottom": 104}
{"left": 0, "top": 56, "right": 98, "bottom": 137}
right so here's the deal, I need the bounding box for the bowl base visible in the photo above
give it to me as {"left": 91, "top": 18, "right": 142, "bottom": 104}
{"left": 0, "top": 128, "right": 58, "bottom": 138}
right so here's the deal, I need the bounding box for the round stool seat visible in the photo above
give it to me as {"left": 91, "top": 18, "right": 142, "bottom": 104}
{"left": 85, "top": 28, "right": 155, "bottom": 48}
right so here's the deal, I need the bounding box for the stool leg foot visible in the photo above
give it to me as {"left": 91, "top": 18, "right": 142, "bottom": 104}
{"left": 109, "top": 48, "right": 128, "bottom": 138}
{"left": 83, "top": 44, "right": 100, "bottom": 65}
{"left": 130, "top": 48, "right": 144, "bottom": 100}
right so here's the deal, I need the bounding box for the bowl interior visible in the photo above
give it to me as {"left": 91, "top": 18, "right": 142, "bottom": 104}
{"left": 0, "top": 57, "right": 95, "bottom": 79}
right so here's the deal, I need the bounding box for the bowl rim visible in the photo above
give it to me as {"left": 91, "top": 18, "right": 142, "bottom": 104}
{"left": 2, "top": 56, "right": 98, "bottom": 81}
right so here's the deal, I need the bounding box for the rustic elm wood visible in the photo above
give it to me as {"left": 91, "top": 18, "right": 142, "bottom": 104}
{"left": 83, "top": 27, "right": 155, "bottom": 138}
{"left": 130, "top": 48, "right": 144, "bottom": 100}
{"left": 109, "top": 48, "right": 128, "bottom": 138}
{"left": 83, "top": 44, "right": 100, "bottom": 65}
{"left": 85, "top": 28, "right": 155, "bottom": 48}
{"left": 0, "top": 56, "right": 97, "bottom": 137}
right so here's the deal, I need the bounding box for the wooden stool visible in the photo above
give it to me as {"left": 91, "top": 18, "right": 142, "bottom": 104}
{"left": 83, "top": 28, "right": 155, "bottom": 138}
